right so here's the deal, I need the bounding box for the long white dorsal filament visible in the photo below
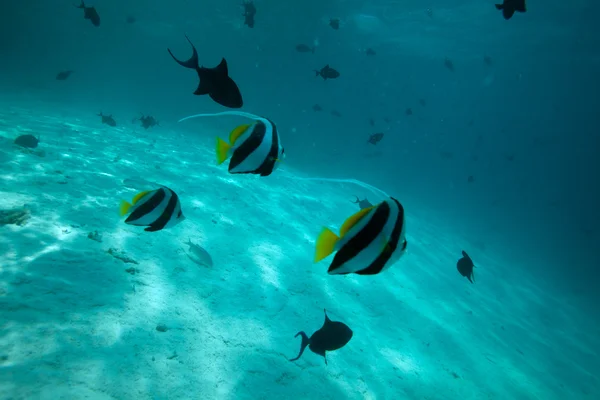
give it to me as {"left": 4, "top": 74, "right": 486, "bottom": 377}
{"left": 283, "top": 173, "right": 390, "bottom": 199}
{"left": 178, "top": 111, "right": 268, "bottom": 125}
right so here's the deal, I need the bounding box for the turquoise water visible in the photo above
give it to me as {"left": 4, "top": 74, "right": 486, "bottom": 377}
{"left": 1, "top": 1, "right": 599, "bottom": 399}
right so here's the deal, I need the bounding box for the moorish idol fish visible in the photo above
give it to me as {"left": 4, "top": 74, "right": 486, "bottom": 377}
{"left": 290, "top": 309, "right": 352, "bottom": 365}
{"left": 178, "top": 111, "right": 285, "bottom": 177}
{"left": 315, "top": 197, "right": 407, "bottom": 275}
{"left": 457, "top": 250, "right": 475, "bottom": 283}
{"left": 119, "top": 187, "right": 185, "bottom": 232}
{"left": 168, "top": 35, "right": 243, "bottom": 109}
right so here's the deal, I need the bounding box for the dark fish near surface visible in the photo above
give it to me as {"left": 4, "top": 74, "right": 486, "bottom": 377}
{"left": 119, "top": 187, "right": 185, "bottom": 232}
{"left": 369, "top": 118, "right": 375, "bottom": 126}
{"left": 242, "top": 1, "right": 256, "bottom": 28}
{"left": 352, "top": 196, "right": 372, "bottom": 210}
{"left": 312, "top": 104, "right": 323, "bottom": 112}
{"left": 405, "top": 108, "right": 413, "bottom": 116}
{"left": 467, "top": 175, "right": 475, "bottom": 183}
{"left": 136, "top": 114, "right": 160, "bottom": 129}
{"left": 315, "top": 65, "right": 340, "bottom": 80}
{"left": 98, "top": 112, "right": 116, "bottom": 127}
{"left": 56, "top": 70, "right": 73, "bottom": 80}
{"left": 495, "top": 0, "right": 526, "bottom": 20}
{"left": 75, "top": 1, "right": 100, "bottom": 27}
{"left": 168, "top": 35, "right": 243, "bottom": 109}
{"left": 296, "top": 44, "right": 315, "bottom": 54}
{"left": 484, "top": 55, "right": 492, "bottom": 66}
{"left": 426, "top": 8, "right": 433, "bottom": 18}
{"left": 366, "top": 48, "right": 376, "bottom": 56}
{"left": 457, "top": 250, "right": 475, "bottom": 283}
{"left": 367, "top": 133, "right": 383, "bottom": 145}
{"left": 290, "top": 309, "right": 352, "bottom": 365}
{"left": 329, "top": 18, "right": 340, "bottom": 30}
{"left": 315, "top": 197, "right": 408, "bottom": 275}
{"left": 444, "top": 57, "right": 454, "bottom": 72}
{"left": 126, "top": 15, "right": 136, "bottom": 24}
{"left": 14, "top": 134, "right": 39, "bottom": 149}
{"left": 330, "top": 110, "right": 342, "bottom": 117}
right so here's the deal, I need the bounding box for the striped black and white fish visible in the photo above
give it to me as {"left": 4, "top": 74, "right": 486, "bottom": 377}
{"left": 216, "top": 118, "right": 284, "bottom": 176}
{"left": 119, "top": 187, "right": 185, "bottom": 232}
{"left": 177, "top": 111, "right": 285, "bottom": 177}
{"left": 314, "top": 197, "right": 407, "bottom": 275}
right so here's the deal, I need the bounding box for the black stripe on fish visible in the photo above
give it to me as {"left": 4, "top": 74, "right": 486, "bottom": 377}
{"left": 145, "top": 188, "right": 178, "bottom": 232}
{"left": 254, "top": 119, "right": 279, "bottom": 176}
{"left": 327, "top": 201, "right": 391, "bottom": 274}
{"left": 355, "top": 198, "right": 405, "bottom": 275}
{"left": 126, "top": 188, "right": 166, "bottom": 224}
{"left": 229, "top": 121, "right": 266, "bottom": 173}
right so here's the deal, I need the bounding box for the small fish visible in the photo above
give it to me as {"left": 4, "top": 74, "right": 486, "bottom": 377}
{"left": 484, "top": 55, "right": 492, "bottom": 66}
{"left": 119, "top": 187, "right": 185, "bottom": 232}
{"left": 505, "top": 154, "right": 515, "bottom": 161}
{"left": 56, "top": 70, "right": 74, "bottom": 80}
{"left": 312, "top": 104, "right": 323, "bottom": 112}
{"left": 419, "top": 99, "right": 426, "bottom": 107}
{"left": 383, "top": 117, "right": 390, "bottom": 123}
{"left": 368, "top": 118, "right": 375, "bottom": 127}
{"left": 329, "top": 18, "right": 340, "bottom": 30}
{"left": 315, "top": 65, "right": 340, "bottom": 80}
{"left": 216, "top": 116, "right": 285, "bottom": 177}
{"left": 242, "top": 1, "right": 257, "bottom": 28}
{"left": 405, "top": 108, "right": 413, "bottom": 116}
{"left": 14, "top": 134, "right": 39, "bottom": 149}
{"left": 126, "top": 15, "right": 136, "bottom": 24}
{"left": 136, "top": 114, "right": 160, "bottom": 130}
{"left": 314, "top": 197, "right": 408, "bottom": 276}
{"left": 186, "top": 238, "right": 213, "bottom": 267}
{"left": 495, "top": 0, "right": 526, "bottom": 20}
{"left": 296, "top": 44, "right": 315, "bottom": 54}
{"left": 426, "top": 8, "right": 433, "bottom": 18}
{"left": 168, "top": 35, "right": 243, "bottom": 109}
{"left": 98, "top": 112, "right": 116, "bottom": 127}
{"left": 75, "top": 1, "right": 100, "bottom": 27}
{"left": 351, "top": 196, "right": 372, "bottom": 210}
{"left": 467, "top": 175, "right": 475, "bottom": 183}
{"left": 367, "top": 133, "right": 383, "bottom": 145}
{"left": 290, "top": 309, "right": 353, "bottom": 365}
{"left": 444, "top": 57, "right": 454, "bottom": 72}
{"left": 457, "top": 250, "right": 475, "bottom": 283}
{"left": 330, "top": 110, "right": 342, "bottom": 117}
{"left": 365, "top": 48, "right": 376, "bottom": 56}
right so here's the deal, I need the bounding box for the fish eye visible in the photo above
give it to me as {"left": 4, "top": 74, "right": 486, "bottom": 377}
{"left": 178, "top": 211, "right": 182, "bottom": 218}
{"left": 402, "top": 240, "right": 408, "bottom": 251}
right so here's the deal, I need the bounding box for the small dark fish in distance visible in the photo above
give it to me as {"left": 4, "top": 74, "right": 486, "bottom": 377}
{"left": 329, "top": 18, "right": 340, "bottom": 30}
{"left": 444, "top": 57, "right": 454, "bottom": 72}
{"left": 312, "top": 104, "right": 323, "bottom": 112}
{"left": 367, "top": 133, "right": 383, "bottom": 145}
{"left": 168, "top": 35, "right": 243, "bottom": 109}
{"left": 56, "top": 70, "right": 74, "bottom": 80}
{"left": 330, "top": 110, "right": 342, "bottom": 117}
{"left": 242, "top": 1, "right": 257, "bottom": 28}
{"left": 98, "top": 112, "right": 116, "bottom": 127}
{"left": 351, "top": 196, "right": 373, "bottom": 210}
{"left": 126, "top": 15, "right": 136, "bottom": 24}
{"left": 296, "top": 44, "right": 315, "bottom": 54}
{"left": 366, "top": 48, "right": 376, "bottom": 56}
{"left": 315, "top": 65, "right": 340, "bottom": 80}
{"left": 290, "top": 309, "right": 352, "bottom": 365}
{"left": 484, "top": 55, "right": 492, "bottom": 66}
{"left": 75, "top": 1, "right": 100, "bottom": 27}
{"left": 495, "top": 0, "right": 526, "bottom": 20}
{"left": 135, "top": 115, "right": 160, "bottom": 130}
{"left": 419, "top": 99, "right": 426, "bottom": 107}
{"left": 405, "top": 108, "right": 413, "bottom": 116}
{"left": 14, "top": 134, "right": 39, "bottom": 149}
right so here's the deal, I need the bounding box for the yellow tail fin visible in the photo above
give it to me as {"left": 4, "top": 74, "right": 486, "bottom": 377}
{"left": 119, "top": 201, "right": 132, "bottom": 217}
{"left": 314, "top": 228, "right": 339, "bottom": 263}
{"left": 216, "top": 137, "right": 231, "bottom": 165}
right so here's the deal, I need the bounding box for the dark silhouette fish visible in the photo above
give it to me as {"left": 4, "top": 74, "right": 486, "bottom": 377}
{"left": 126, "top": 15, "right": 136, "bottom": 24}
{"left": 330, "top": 110, "right": 342, "bottom": 117}
{"left": 56, "top": 70, "right": 73, "bottom": 80}
{"left": 312, "top": 104, "right": 323, "bottom": 112}
{"left": 444, "top": 57, "right": 454, "bottom": 72}
{"left": 352, "top": 196, "right": 372, "bottom": 209}
{"left": 315, "top": 65, "right": 340, "bottom": 80}
{"left": 290, "top": 309, "right": 352, "bottom": 365}
{"left": 98, "top": 112, "right": 116, "bottom": 127}
{"left": 405, "top": 108, "right": 413, "bottom": 116}
{"left": 14, "top": 134, "right": 39, "bottom": 149}
{"left": 368, "top": 132, "right": 384, "bottom": 145}
{"left": 369, "top": 118, "right": 375, "bottom": 126}
{"left": 366, "top": 48, "right": 376, "bottom": 56}
{"left": 135, "top": 115, "right": 160, "bottom": 130}
{"left": 467, "top": 175, "right": 475, "bottom": 183}
{"left": 419, "top": 98, "right": 426, "bottom": 107}
{"left": 75, "top": 1, "right": 100, "bottom": 27}
{"left": 242, "top": 1, "right": 256, "bottom": 28}
{"left": 495, "top": 0, "right": 526, "bottom": 20}
{"left": 484, "top": 55, "right": 492, "bottom": 66}
{"left": 168, "top": 35, "right": 243, "bottom": 109}
{"left": 329, "top": 18, "right": 340, "bottom": 30}
{"left": 296, "top": 44, "right": 315, "bottom": 54}
{"left": 457, "top": 250, "right": 476, "bottom": 283}
{"left": 426, "top": 8, "right": 433, "bottom": 18}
